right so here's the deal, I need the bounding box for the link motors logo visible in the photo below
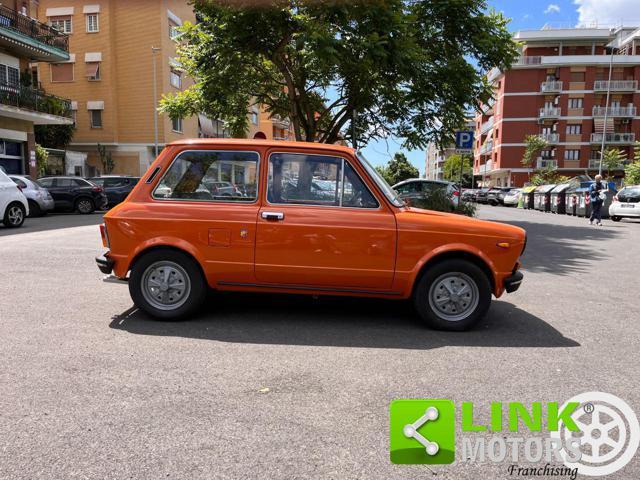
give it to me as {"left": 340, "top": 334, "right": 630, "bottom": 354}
{"left": 390, "top": 392, "right": 639, "bottom": 477}
{"left": 550, "top": 392, "right": 640, "bottom": 476}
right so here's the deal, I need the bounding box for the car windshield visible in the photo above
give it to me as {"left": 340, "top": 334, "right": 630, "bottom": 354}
{"left": 356, "top": 152, "right": 404, "bottom": 207}
{"left": 619, "top": 187, "right": 640, "bottom": 201}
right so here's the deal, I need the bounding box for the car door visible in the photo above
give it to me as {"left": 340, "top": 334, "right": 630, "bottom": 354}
{"left": 255, "top": 151, "right": 397, "bottom": 290}
{"left": 45, "top": 178, "right": 71, "bottom": 208}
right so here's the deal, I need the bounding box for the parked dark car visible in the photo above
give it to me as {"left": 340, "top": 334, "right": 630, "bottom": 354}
{"left": 392, "top": 179, "right": 460, "bottom": 210}
{"left": 474, "top": 188, "right": 490, "bottom": 204}
{"left": 38, "top": 176, "right": 108, "bottom": 214}
{"left": 487, "top": 187, "right": 516, "bottom": 206}
{"left": 88, "top": 176, "right": 140, "bottom": 207}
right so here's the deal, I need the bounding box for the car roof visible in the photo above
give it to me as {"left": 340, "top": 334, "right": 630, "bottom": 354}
{"left": 394, "top": 178, "right": 453, "bottom": 186}
{"left": 167, "top": 138, "right": 356, "bottom": 155}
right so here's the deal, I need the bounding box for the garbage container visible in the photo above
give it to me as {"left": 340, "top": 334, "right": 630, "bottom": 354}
{"left": 521, "top": 186, "right": 536, "bottom": 210}
{"left": 575, "top": 187, "right": 591, "bottom": 218}
{"left": 535, "top": 184, "right": 556, "bottom": 212}
{"left": 565, "top": 186, "right": 578, "bottom": 216}
{"left": 551, "top": 183, "right": 571, "bottom": 214}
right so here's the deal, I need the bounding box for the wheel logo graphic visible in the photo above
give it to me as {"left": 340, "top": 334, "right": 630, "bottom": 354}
{"left": 551, "top": 392, "right": 640, "bottom": 476}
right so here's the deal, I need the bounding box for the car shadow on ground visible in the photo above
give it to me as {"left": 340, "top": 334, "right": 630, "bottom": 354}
{"left": 109, "top": 292, "right": 579, "bottom": 350}
{"left": 494, "top": 219, "right": 622, "bottom": 276}
{"left": 0, "top": 211, "right": 105, "bottom": 236}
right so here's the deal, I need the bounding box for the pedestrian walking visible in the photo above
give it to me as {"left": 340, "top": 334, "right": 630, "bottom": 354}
{"left": 589, "top": 174, "right": 606, "bottom": 226}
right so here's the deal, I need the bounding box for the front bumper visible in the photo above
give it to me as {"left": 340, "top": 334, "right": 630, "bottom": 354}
{"left": 96, "top": 254, "right": 114, "bottom": 274}
{"left": 503, "top": 270, "right": 524, "bottom": 293}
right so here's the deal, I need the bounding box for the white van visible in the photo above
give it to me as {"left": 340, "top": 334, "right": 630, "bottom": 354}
{"left": 0, "top": 168, "right": 29, "bottom": 228}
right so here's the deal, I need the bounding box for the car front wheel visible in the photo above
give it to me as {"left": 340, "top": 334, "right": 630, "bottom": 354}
{"left": 3, "top": 202, "right": 26, "bottom": 227}
{"left": 129, "top": 249, "right": 207, "bottom": 320}
{"left": 413, "top": 259, "right": 492, "bottom": 331}
{"left": 611, "top": 216, "right": 621, "bottom": 222}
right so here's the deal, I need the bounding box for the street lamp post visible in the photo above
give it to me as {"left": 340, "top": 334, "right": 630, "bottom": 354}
{"left": 599, "top": 45, "right": 615, "bottom": 176}
{"left": 151, "top": 46, "right": 161, "bottom": 160}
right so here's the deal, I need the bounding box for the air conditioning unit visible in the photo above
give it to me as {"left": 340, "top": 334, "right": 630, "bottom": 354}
{"left": 621, "top": 118, "right": 630, "bottom": 124}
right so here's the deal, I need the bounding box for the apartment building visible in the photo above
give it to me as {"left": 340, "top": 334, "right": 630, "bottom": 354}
{"left": 425, "top": 119, "right": 475, "bottom": 180}
{"left": 0, "top": 0, "right": 72, "bottom": 175}
{"left": 475, "top": 27, "right": 640, "bottom": 187}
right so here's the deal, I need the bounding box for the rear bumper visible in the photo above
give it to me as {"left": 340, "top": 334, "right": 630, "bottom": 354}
{"left": 503, "top": 270, "right": 524, "bottom": 293}
{"left": 96, "top": 254, "right": 114, "bottom": 274}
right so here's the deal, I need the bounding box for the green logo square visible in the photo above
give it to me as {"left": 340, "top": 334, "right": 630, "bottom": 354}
{"left": 389, "top": 399, "right": 456, "bottom": 464}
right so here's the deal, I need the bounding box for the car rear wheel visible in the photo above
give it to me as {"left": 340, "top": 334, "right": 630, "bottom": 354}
{"left": 129, "top": 249, "right": 207, "bottom": 320}
{"left": 3, "top": 202, "right": 26, "bottom": 228}
{"left": 413, "top": 259, "right": 491, "bottom": 331}
{"left": 27, "top": 200, "right": 41, "bottom": 217}
{"left": 611, "top": 216, "right": 621, "bottom": 222}
{"left": 75, "top": 197, "right": 95, "bottom": 214}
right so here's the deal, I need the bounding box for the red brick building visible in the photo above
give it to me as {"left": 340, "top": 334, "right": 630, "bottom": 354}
{"left": 474, "top": 27, "right": 640, "bottom": 187}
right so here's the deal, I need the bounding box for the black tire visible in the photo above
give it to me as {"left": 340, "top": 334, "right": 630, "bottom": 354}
{"left": 611, "top": 216, "right": 621, "bottom": 222}
{"left": 413, "top": 259, "right": 492, "bottom": 331}
{"left": 3, "top": 202, "right": 26, "bottom": 228}
{"left": 27, "top": 200, "right": 42, "bottom": 217}
{"left": 129, "top": 249, "right": 207, "bottom": 320}
{"left": 75, "top": 197, "right": 95, "bottom": 214}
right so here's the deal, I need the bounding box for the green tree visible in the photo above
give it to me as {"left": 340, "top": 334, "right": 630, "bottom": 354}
{"left": 530, "top": 166, "right": 570, "bottom": 186}
{"left": 443, "top": 154, "right": 472, "bottom": 187}
{"left": 378, "top": 152, "right": 419, "bottom": 186}
{"left": 521, "top": 134, "right": 548, "bottom": 181}
{"left": 624, "top": 142, "right": 640, "bottom": 185}
{"left": 160, "top": 0, "right": 517, "bottom": 148}
{"left": 97, "top": 143, "right": 115, "bottom": 174}
{"left": 35, "top": 144, "right": 49, "bottom": 177}
{"left": 34, "top": 124, "right": 75, "bottom": 150}
{"left": 600, "top": 148, "right": 626, "bottom": 177}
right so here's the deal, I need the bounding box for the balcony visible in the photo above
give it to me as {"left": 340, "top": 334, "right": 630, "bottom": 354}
{"left": 593, "top": 80, "right": 638, "bottom": 92}
{"left": 588, "top": 158, "right": 625, "bottom": 170}
{"left": 480, "top": 117, "right": 494, "bottom": 134}
{"left": 0, "top": 5, "right": 69, "bottom": 62}
{"left": 592, "top": 105, "right": 636, "bottom": 117}
{"left": 479, "top": 141, "right": 494, "bottom": 155}
{"left": 538, "top": 133, "right": 559, "bottom": 143}
{"left": 541, "top": 80, "right": 562, "bottom": 93}
{"left": 539, "top": 107, "right": 561, "bottom": 118}
{"left": 481, "top": 99, "right": 495, "bottom": 115}
{"left": 0, "top": 81, "right": 73, "bottom": 124}
{"left": 271, "top": 115, "right": 290, "bottom": 129}
{"left": 515, "top": 56, "right": 542, "bottom": 65}
{"left": 590, "top": 132, "right": 636, "bottom": 144}
{"left": 536, "top": 158, "right": 558, "bottom": 169}
{"left": 478, "top": 160, "right": 493, "bottom": 174}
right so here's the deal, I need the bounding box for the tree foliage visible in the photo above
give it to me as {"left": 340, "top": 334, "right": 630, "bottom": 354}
{"left": 160, "top": 0, "right": 517, "bottom": 148}
{"left": 521, "top": 135, "right": 548, "bottom": 169}
{"left": 625, "top": 142, "right": 640, "bottom": 185}
{"left": 35, "top": 144, "right": 48, "bottom": 177}
{"left": 376, "top": 152, "right": 419, "bottom": 186}
{"left": 600, "top": 147, "right": 626, "bottom": 177}
{"left": 530, "top": 165, "right": 570, "bottom": 186}
{"left": 97, "top": 143, "right": 114, "bottom": 174}
{"left": 443, "top": 154, "right": 472, "bottom": 187}
{"left": 34, "top": 124, "right": 75, "bottom": 150}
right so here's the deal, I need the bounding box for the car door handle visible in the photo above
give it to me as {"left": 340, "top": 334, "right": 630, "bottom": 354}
{"left": 261, "top": 211, "right": 284, "bottom": 221}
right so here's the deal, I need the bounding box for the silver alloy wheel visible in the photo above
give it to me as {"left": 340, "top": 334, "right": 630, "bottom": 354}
{"left": 77, "top": 199, "right": 93, "bottom": 213}
{"left": 428, "top": 272, "right": 479, "bottom": 322}
{"left": 7, "top": 205, "right": 24, "bottom": 225}
{"left": 140, "top": 261, "right": 191, "bottom": 311}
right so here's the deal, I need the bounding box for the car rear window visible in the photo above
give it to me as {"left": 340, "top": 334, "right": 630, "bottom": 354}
{"left": 619, "top": 187, "right": 640, "bottom": 202}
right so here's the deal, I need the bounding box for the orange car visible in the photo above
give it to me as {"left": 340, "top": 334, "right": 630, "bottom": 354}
{"left": 96, "top": 139, "right": 525, "bottom": 330}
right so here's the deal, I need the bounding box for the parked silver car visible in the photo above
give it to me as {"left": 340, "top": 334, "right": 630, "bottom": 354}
{"left": 9, "top": 175, "right": 55, "bottom": 217}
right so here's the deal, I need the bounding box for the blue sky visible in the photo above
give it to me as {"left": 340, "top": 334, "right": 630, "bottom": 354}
{"left": 361, "top": 0, "right": 635, "bottom": 170}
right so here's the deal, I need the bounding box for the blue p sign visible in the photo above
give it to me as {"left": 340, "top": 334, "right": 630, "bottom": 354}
{"left": 455, "top": 131, "right": 474, "bottom": 150}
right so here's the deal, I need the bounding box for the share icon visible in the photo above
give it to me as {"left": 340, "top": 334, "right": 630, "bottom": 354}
{"left": 402, "top": 406, "right": 440, "bottom": 455}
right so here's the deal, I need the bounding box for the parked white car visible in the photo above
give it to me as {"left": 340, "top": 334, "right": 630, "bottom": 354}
{"left": 609, "top": 185, "right": 640, "bottom": 222}
{"left": 0, "top": 169, "right": 29, "bottom": 227}
{"left": 503, "top": 188, "right": 522, "bottom": 206}
{"left": 9, "top": 175, "right": 55, "bottom": 216}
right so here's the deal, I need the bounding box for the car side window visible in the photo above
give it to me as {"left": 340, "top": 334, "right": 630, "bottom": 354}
{"left": 10, "top": 177, "right": 27, "bottom": 189}
{"left": 56, "top": 178, "right": 73, "bottom": 188}
{"left": 153, "top": 150, "right": 259, "bottom": 202}
{"left": 268, "top": 153, "right": 378, "bottom": 208}
{"left": 73, "top": 178, "right": 89, "bottom": 187}
{"left": 38, "top": 178, "right": 53, "bottom": 187}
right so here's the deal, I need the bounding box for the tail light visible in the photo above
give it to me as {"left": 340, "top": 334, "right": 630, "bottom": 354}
{"left": 453, "top": 190, "right": 460, "bottom": 197}
{"left": 92, "top": 186, "right": 103, "bottom": 193}
{"left": 16, "top": 185, "right": 23, "bottom": 192}
{"left": 99, "top": 224, "right": 110, "bottom": 248}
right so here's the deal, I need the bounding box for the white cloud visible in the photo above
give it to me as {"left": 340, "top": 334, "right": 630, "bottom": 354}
{"left": 574, "top": 0, "right": 640, "bottom": 27}
{"left": 545, "top": 4, "right": 561, "bottom": 14}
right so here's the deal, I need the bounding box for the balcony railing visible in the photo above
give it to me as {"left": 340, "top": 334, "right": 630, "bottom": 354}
{"left": 0, "top": 4, "right": 69, "bottom": 52}
{"left": 541, "top": 80, "right": 563, "bottom": 93}
{"left": 480, "top": 117, "right": 493, "bottom": 134}
{"left": 515, "top": 56, "right": 542, "bottom": 65}
{"left": 593, "top": 80, "right": 638, "bottom": 91}
{"left": 479, "top": 141, "right": 494, "bottom": 155}
{"left": 588, "top": 158, "right": 625, "bottom": 169}
{"left": 478, "top": 160, "right": 493, "bottom": 174}
{"left": 536, "top": 158, "right": 558, "bottom": 169}
{"left": 539, "top": 107, "right": 561, "bottom": 118}
{"left": 592, "top": 105, "right": 636, "bottom": 117}
{"left": 0, "top": 81, "right": 72, "bottom": 118}
{"left": 481, "top": 99, "right": 495, "bottom": 114}
{"left": 590, "top": 132, "right": 636, "bottom": 144}
{"left": 539, "top": 133, "right": 560, "bottom": 143}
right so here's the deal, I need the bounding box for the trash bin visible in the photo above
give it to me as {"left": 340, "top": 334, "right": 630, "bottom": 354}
{"left": 521, "top": 186, "right": 536, "bottom": 210}
{"left": 565, "top": 186, "right": 578, "bottom": 216}
{"left": 535, "top": 184, "right": 556, "bottom": 212}
{"left": 551, "top": 183, "right": 571, "bottom": 214}
{"left": 575, "top": 187, "right": 591, "bottom": 218}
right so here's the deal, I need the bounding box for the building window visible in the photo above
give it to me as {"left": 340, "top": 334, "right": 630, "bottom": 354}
{"left": 251, "top": 108, "right": 259, "bottom": 125}
{"left": 170, "top": 69, "right": 181, "bottom": 89}
{"left": 566, "top": 124, "right": 582, "bottom": 135}
{"left": 85, "top": 62, "right": 100, "bottom": 81}
{"left": 172, "top": 117, "right": 183, "bottom": 133}
{"left": 169, "top": 21, "right": 180, "bottom": 40}
{"left": 0, "top": 64, "right": 20, "bottom": 86}
{"left": 570, "top": 72, "right": 585, "bottom": 82}
{"left": 565, "top": 149, "right": 580, "bottom": 160}
{"left": 568, "top": 98, "right": 583, "bottom": 109}
{"left": 86, "top": 14, "right": 99, "bottom": 33}
{"left": 50, "top": 16, "right": 72, "bottom": 34}
{"left": 90, "top": 109, "right": 102, "bottom": 128}
{"left": 50, "top": 63, "right": 73, "bottom": 82}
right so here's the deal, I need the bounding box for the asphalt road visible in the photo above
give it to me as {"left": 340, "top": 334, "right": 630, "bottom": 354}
{"left": 1, "top": 207, "right": 639, "bottom": 479}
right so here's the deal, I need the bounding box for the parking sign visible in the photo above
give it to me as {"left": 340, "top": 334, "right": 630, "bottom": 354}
{"left": 455, "top": 131, "right": 474, "bottom": 150}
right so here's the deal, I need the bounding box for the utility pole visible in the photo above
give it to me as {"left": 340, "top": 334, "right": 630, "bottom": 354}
{"left": 151, "top": 46, "right": 161, "bottom": 160}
